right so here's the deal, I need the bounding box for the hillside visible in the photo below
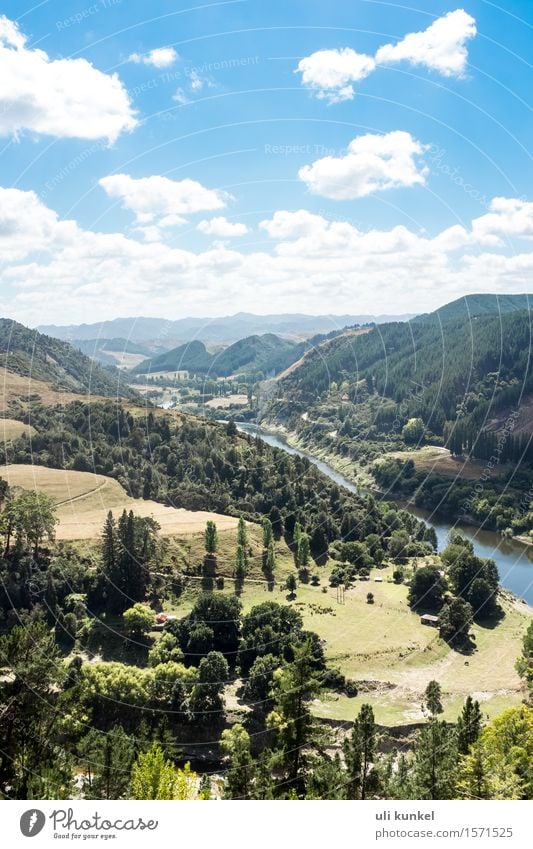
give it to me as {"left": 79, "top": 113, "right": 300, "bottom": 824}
{"left": 416, "top": 293, "right": 533, "bottom": 324}
{"left": 133, "top": 333, "right": 299, "bottom": 378}
{"left": 39, "top": 311, "right": 414, "bottom": 346}
{"left": 0, "top": 318, "right": 137, "bottom": 399}
{"left": 74, "top": 337, "right": 156, "bottom": 368}
{"left": 271, "top": 309, "right": 533, "bottom": 435}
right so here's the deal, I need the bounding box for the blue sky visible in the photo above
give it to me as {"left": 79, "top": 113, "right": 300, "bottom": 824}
{"left": 0, "top": 0, "right": 532, "bottom": 325}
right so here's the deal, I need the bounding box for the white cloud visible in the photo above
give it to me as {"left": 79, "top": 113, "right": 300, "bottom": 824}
{"left": 297, "top": 10, "right": 477, "bottom": 103}
{"left": 3, "top": 187, "right": 533, "bottom": 325}
{"left": 128, "top": 47, "right": 178, "bottom": 68}
{"left": 296, "top": 48, "right": 375, "bottom": 103}
{"left": 0, "top": 15, "right": 136, "bottom": 142}
{"left": 471, "top": 198, "right": 533, "bottom": 245}
{"left": 259, "top": 210, "right": 328, "bottom": 239}
{"left": 99, "top": 174, "right": 229, "bottom": 223}
{"left": 298, "top": 131, "right": 428, "bottom": 199}
{"left": 375, "top": 9, "right": 476, "bottom": 77}
{"left": 198, "top": 217, "right": 248, "bottom": 237}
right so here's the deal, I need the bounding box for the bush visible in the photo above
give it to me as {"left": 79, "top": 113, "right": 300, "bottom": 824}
{"left": 366, "top": 592, "right": 374, "bottom": 604}
{"left": 344, "top": 679, "right": 358, "bottom": 697}
{"left": 123, "top": 603, "right": 153, "bottom": 637}
{"left": 392, "top": 568, "right": 404, "bottom": 584}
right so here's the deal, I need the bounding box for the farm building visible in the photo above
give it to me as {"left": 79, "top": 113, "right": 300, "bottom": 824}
{"left": 420, "top": 613, "right": 440, "bottom": 627}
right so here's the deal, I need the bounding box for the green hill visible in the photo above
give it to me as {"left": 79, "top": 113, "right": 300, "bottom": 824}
{"left": 0, "top": 319, "right": 137, "bottom": 398}
{"left": 133, "top": 333, "right": 298, "bottom": 378}
{"left": 416, "top": 293, "right": 533, "bottom": 324}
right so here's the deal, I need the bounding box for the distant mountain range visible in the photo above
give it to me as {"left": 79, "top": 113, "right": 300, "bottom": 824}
{"left": 38, "top": 312, "right": 414, "bottom": 348}
{"left": 132, "top": 332, "right": 308, "bottom": 378}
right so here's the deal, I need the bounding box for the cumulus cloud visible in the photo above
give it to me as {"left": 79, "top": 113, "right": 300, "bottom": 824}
{"left": 471, "top": 198, "right": 533, "bottom": 245}
{"left": 99, "top": 174, "right": 229, "bottom": 223}
{"left": 0, "top": 14, "right": 136, "bottom": 142}
{"left": 3, "top": 187, "right": 533, "bottom": 325}
{"left": 297, "top": 10, "right": 477, "bottom": 102}
{"left": 259, "top": 210, "right": 328, "bottom": 239}
{"left": 375, "top": 9, "right": 477, "bottom": 77}
{"left": 128, "top": 47, "right": 178, "bottom": 68}
{"left": 298, "top": 131, "right": 428, "bottom": 199}
{"left": 198, "top": 217, "right": 248, "bottom": 237}
{"left": 296, "top": 48, "right": 375, "bottom": 103}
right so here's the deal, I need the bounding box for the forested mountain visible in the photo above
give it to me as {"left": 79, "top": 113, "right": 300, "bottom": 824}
{"left": 39, "top": 311, "right": 413, "bottom": 346}
{"left": 0, "top": 319, "right": 137, "bottom": 398}
{"left": 133, "top": 333, "right": 300, "bottom": 378}
{"left": 272, "top": 309, "right": 533, "bottom": 436}
{"left": 416, "top": 293, "right": 533, "bottom": 324}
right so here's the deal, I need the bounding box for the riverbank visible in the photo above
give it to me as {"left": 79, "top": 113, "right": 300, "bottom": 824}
{"left": 239, "top": 421, "right": 533, "bottom": 606}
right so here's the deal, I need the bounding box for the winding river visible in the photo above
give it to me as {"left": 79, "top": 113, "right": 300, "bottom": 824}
{"left": 236, "top": 422, "right": 533, "bottom": 605}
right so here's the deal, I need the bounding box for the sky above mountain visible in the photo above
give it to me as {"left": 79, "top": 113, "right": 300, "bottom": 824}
{"left": 0, "top": 0, "right": 532, "bottom": 325}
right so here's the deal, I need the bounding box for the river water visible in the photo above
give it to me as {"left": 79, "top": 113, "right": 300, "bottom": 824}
{"left": 236, "top": 422, "right": 533, "bottom": 605}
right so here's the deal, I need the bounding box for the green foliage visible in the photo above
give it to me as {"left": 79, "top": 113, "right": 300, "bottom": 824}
{"left": 131, "top": 745, "right": 199, "bottom": 800}
{"left": 439, "top": 597, "right": 474, "bottom": 647}
{"left": 123, "top": 603, "right": 153, "bottom": 637}
{"left": 204, "top": 520, "right": 218, "bottom": 554}
{"left": 221, "top": 724, "right": 256, "bottom": 799}
{"left": 457, "top": 706, "right": 533, "bottom": 799}
{"left": 408, "top": 566, "right": 446, "bottom": 611}
{"left": 344, "top": 703, "right": 379, "bottom": 799}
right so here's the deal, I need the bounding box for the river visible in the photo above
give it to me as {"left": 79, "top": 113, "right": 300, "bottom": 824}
{"left": 236, "top": 422, "right": 533, "bottom": 605}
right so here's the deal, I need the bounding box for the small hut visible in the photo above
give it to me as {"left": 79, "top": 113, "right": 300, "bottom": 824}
{"left": 420, "top": 613, "right": 440, "bottom": 627}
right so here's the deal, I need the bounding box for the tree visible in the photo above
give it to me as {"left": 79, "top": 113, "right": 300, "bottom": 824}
{"left": 243, "top": 653, "right": 277, "bottom": 704}
{"left": 408, "top": 566, "right": 446, "bottom": 610}
{"left": 439, "top": 597, "right": 473, "bottom": 647}
{"left": 80, "top": 726, "right": 135, "bottom": 799}
{"left": 266, "top": 540, "right": 276, "bottom": 574}
{"left": 456, "top": 696, "right": 483, "bottom": 755}
{"left": 1, "top": 490, "right": 58, "bottom": 558}
{"left": 221, "top": 724, "right": 256, "bottom": 799}
{"left": 344, "top": 703, "right": 379, "bottom": 799}
{"left": 267, "top": 640, "right": 321, "bottom": 792}
{"left": 412, "top": 681, "right": 458, "bottom": 800}
{"left": 297, "top": 533, "right": 310, "bottom": 568}
{"left": 148, "top": 632, "right": 184, "bottom": 667}
{"left": 423, "top": 681, "right": 443, "bottom": 718}
{"left": 234, "top": 544, "right": 246, "bottom": 590}
{"left": 286, "top": 573, "right": 297, "bottom": 596}
{"left": 237, "top": 516, "right": 248, "bottom": 572}
{"left": 123, "top": 603, "right": 153, "bottom": 637}
{"left": 402, "top": 417, "right": 425, "bottom": 444}
{"left": 457, "top": 706, "right": 533, "bottom": 799}
{"left": 204, "top": 520, "right": 218, "bottom": 554}
{"left": 262, "top": 517, "right": 273, "bottom": 549}
{"left": 0, "top": 622, "right": 75, "bottom": 798}
{"left": 516, "top": 620, "right": 533, "bottom": 691}
{"left": 189, "top": 651, "right": 229, "bottom": 719}
{"left": 131, "top": 745, "right": 198, "bottom": 800}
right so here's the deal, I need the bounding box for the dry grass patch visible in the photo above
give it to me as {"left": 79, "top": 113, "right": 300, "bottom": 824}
{"left": 0, "top": 418, "right": 35, "bottom": 442}
{"left": 386, "top": 445, "right": 509, "bottom": 481}
{"left": 1, "top": 463, "right": 239, "bottom": 541}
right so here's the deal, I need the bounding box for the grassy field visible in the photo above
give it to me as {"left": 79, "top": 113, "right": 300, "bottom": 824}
{"left": 164, "top": 563, "right": 532, "bottom": 727}
{"left": 0, "top": 418, "right": 35, "bottom": 442}
{"left": 1, "top": 464, "right": 240, "bottom": 541}
{"left": 386, "top": 445, "right": 509, "bottom": 481}
{"left": 0, "top": 369, "right": 108, "bottom": 413}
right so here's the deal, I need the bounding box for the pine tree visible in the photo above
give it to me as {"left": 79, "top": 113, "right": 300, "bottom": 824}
{"left": 457, "top": 696, "right": 483, "bottom": 754}
{"left": 343, "top": 703, "right": 379, "bottom": 799}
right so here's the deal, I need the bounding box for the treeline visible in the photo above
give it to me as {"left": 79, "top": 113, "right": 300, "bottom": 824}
{"left": 1, "top": 400, "right": 429, "bottom": 554}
